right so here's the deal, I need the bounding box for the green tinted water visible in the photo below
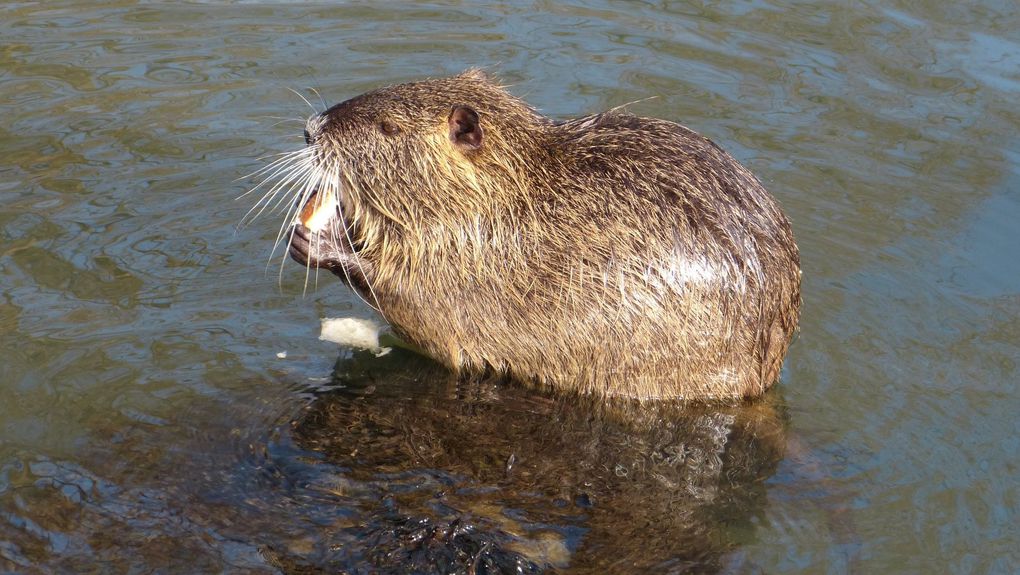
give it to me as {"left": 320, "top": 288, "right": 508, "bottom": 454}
{"left": 2, "top": 2, "right": 1018, "bottom": 573}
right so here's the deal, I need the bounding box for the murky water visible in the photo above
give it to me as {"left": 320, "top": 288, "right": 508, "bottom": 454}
{"left": 2, "top": 1, "right": 1018, "bottom": 573}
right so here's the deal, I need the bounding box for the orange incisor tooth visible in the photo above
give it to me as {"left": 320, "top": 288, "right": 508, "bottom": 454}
{"left": 299, "top": 189, "right": 320, "bottom": 228}
{"left": 300, "top": 189, "right": 337, "bottom": 233}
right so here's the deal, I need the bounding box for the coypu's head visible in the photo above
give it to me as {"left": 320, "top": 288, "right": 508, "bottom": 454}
{"left": 293, "top": 70, "right": 548, "bottom": 269}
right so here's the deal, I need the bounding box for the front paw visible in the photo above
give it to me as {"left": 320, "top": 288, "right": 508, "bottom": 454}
{"left": 287, "top": 225, "right": 371, "bottom": 289}
{"left": 287, "top": 224, "right": 315, "bottom": 267}
{"left": 288, "top": 224, "right": 340, "bottom": 269}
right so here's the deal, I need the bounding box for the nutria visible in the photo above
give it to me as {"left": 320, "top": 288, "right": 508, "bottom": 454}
{"left": 260, "top": 70, "right": 800, "bottom": 400}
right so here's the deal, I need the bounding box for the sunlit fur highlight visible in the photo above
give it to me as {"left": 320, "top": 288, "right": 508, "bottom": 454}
{"left": 264, "top": 70, "right": 801, "bottom": 401}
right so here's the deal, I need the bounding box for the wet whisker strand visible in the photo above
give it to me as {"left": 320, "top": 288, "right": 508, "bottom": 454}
{"left": 235, "top": 148, "right": 313, "bottom": 187}
{"left": 239, "top": 159, "right": 315, "bottom": 227}
{"left": 261, "top": 161, "right": 318, "bottom": 217}
{"left": 287, "top": 87, "right": 319, "bottom": 116}
{"left": 307, "top": 87, "right": 327, "bottom": 113}
{"left": 270, "top": 168, "right": 327, "bottom": 262}
{"left": 273, "top": 169, "right": 324, "bottom": 246}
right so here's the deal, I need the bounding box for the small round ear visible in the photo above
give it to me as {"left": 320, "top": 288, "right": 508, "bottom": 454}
{"left": 448, "top": 106, "right": 483, "bottom": 151}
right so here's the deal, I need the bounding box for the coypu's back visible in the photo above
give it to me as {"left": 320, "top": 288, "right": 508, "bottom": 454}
{"left": 283, "top": 70, "right": 801, "bottom": 400}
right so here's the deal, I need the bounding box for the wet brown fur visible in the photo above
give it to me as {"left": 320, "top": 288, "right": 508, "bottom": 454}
{"left": 288, "top": 70, "right": 800, "bottom": 401}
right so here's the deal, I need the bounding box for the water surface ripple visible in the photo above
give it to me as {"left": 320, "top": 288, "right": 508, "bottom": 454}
{"left": 1, "top": 1, "right": 1018, "bottom": 573}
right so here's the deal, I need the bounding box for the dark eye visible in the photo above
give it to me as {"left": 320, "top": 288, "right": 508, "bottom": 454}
{"left": 379, "top": 120, "right": 400, "bottom": 136}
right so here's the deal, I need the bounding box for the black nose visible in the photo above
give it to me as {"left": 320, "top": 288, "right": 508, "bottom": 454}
{"left": 303, "top": 129, "right": 312, "bottom": 145}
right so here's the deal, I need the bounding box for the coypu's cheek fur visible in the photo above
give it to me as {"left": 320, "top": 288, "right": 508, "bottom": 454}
{"left": 282, "top": 70, "right": 802, "bottom": 402}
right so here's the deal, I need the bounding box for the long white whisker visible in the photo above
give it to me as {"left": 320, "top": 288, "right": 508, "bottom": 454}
{"left": 237, "top": 156, "right": 317, "bottom": 228}
{"left": 241, "top": 150, "right": 315, "bottom": 208}
{"left": 330, "top": 167, "right": 385, "bottom": 317}
{"left": 273, "top": 167, "right": 324, "bottom": 247}
{"left": 268, "top": 166, "right": 327, "bottom": 272}
{"left": 269, "top": 167, "right": 324, "bottom": 281}
{"left": 270, "top": 120, "right": 312, "bottom": 131}
{"left": 262, "top": 162, "right": 318, "bottom": 217}
{"left": 307, "top": 87, "right": 327, "bottom": 112}
{"left": 287, "top": 87, "right": 318, "bottom": 115}
{"left": 278, "top": 177, "right": 323, "bottom": 295}
{"left": 255, "top": 115, "right": 308, "bottom": 123}
{"left": 235, "top": 148, "right": 313, "bottom": 188}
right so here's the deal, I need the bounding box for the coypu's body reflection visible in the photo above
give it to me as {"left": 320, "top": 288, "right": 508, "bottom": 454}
{"left": 269, "top": 347, "right": 787, "bottom": 574}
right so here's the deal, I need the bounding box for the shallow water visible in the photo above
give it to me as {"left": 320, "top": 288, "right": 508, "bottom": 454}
{"left": 2, "top": 1, "right": 1018, "bottom": 573}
